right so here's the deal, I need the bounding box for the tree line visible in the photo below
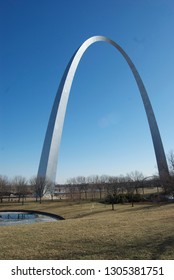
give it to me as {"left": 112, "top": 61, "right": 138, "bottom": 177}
{"left": 0, "top": 151, "right": 174, "bottom": 206}
{"left": 58, "top": 171, "right": 164, "bottom": 208}
{"left": 0, "top": 175, "right": 52, "bottom": 204}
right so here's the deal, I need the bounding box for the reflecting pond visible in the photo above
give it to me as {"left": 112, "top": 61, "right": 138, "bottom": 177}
{"left": 0, "top": 211, "right": 61, "bottom": 226}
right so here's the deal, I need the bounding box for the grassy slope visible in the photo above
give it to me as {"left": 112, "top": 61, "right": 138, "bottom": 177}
{"left": 0, "top": 201, "right": 174, "bottom": 260}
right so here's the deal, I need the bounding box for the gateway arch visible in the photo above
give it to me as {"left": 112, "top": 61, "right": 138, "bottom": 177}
{"left": 37, "top": 35, "right": 169, "bottom": 185}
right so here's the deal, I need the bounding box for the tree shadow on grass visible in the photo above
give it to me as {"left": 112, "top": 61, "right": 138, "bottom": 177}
{"left": 116, "top": 202, "right": 172, "bottom": 214}
{"left": 120, "top": 235, "right": 174, "bottom": 260}
{"left": 150, "top": 235, "right": 174, "bottom": 259}
{"left": 43, "top": 233, "right": 174, "bottom": 260}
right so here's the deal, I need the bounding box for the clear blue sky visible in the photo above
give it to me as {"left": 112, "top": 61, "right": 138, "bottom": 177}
{"left": 1, "top": 0, "right": 174, "bottom": 183}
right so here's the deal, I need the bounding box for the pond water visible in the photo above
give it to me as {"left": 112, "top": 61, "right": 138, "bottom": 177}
{"left": 0, "top": 211, "right": 59, "bottom": 226}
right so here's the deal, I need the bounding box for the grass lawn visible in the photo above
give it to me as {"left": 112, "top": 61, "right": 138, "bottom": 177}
{"left": 0, "top": 200, "right": 174, "bottom": 259}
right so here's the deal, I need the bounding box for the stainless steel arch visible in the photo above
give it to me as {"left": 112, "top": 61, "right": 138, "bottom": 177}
{"left": 37, "top": 35, "right": 169, "bottom": 185}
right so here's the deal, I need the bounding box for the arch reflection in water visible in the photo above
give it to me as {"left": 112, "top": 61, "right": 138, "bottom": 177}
{"left": 0, "top": 211, "right": 63, "bottom": 226}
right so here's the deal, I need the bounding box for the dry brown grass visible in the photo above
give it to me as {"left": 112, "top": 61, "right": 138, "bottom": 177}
{"left": 0, "top": 201, "right": 174, "bottom": 260}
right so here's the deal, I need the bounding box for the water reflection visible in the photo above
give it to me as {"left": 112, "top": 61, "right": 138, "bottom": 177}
{"left": 0, "top": 211, "right": 59, "bottom": 226}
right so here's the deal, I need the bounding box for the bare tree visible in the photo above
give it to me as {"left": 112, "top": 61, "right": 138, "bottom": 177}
{"left": 0, "top": 175, "right": 11, "bottom": 202}
{"left": 12, "top": 176, "right": 28, "bottom": 204}
{"left": 127, "top": 171, "right": 144, "bottom": 194}
{"left": 105, "top": 181, "right": 120, "bottom": 210}
{"left": 125, "top": 171, "right": 144, "bottom": 206}
{"left": 65, "top": 183, "right": 75, "bottom": 200}
{"left": 30, "top": 176, "right": 52, "bottom": 203}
